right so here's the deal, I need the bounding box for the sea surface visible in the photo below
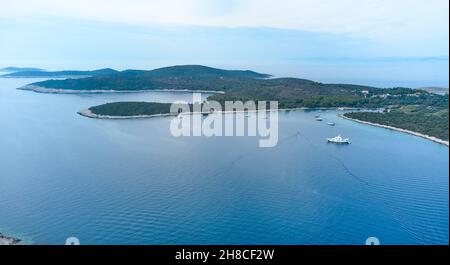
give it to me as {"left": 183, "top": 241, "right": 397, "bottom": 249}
{"left": 0, "top": 78, "right": 448, "bottom": 245}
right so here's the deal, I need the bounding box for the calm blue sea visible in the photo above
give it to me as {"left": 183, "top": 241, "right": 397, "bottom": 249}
{"left": 0, "top": 78, "right": 448, "bottom": 245}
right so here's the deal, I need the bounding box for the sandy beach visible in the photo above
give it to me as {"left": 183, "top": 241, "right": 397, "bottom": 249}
{"left": 341, "top": 115, "right": 449, "bottom": 146}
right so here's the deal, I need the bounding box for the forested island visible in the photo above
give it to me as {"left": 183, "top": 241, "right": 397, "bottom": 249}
{"left": 79, "top": 102, "right": 175, "bottom": 118}
{"left": 16, "top": 65, "right": 449, "bottom": 143}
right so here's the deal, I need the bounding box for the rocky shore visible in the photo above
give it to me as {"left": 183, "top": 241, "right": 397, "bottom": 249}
{"left": 0, "top": 233, "right": 21, "bottom": 245}
{"left": 342, "top": 115, "right": 449, "bottom": 146}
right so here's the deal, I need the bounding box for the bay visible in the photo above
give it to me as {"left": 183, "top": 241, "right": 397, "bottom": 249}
{"left": 0, "top": 78, "right": 448, "bottom": 245}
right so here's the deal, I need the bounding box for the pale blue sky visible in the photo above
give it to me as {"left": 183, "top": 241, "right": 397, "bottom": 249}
{"left": 0, "top": 0, "right": 448, "bottom": 87}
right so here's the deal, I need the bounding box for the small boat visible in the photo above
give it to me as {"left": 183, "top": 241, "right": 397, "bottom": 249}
{"left": 327, "top": 122, "right": 336, "bottom": 126}
{"left": 316, "top": 117, "right": 323, "bottom": 121}
{"left": 327, "top": 135, "right": 351, "bottom": 144}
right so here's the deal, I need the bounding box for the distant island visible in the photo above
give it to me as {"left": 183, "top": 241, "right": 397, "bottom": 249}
{"left": 16, "top": 64, "right": 449, "bottom": 144}
{"left": 1, "top": 68, "right": 117, "bottom": 78}
{"left": 0, "top": 67, "right": 44, "bottom": 72}
{"left": 18, "top": 65, "right": 270, "bottom": 91}
{"left": 417, "top": 87, "right": 449, "bottom": 96}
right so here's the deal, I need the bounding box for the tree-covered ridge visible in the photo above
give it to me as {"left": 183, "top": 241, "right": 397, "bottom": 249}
{"left": 29, "top": 65, "right": 270, "bottom": 90}
{"left": 208, "top": 80, "right": 447, "bottom": 109}
{"left": 28, "top": 65, "right": 446, "bottom": 109}
{"left": 131, "top": 65, "right": 271, "bottom": 79}
{"left": 344, "top": 102, "right": 449, "bottom": 141}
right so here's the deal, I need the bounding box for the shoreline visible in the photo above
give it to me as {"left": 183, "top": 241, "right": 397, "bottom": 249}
{"left": 341, "top": 114, "right": 449, "bottom": 147}
{"left": 18, "top": 85, "right": 225, "bottom": 94}
{"left": 78, "top": 107, "right": 374, "bottom": 120}
{"left": 0, "top": 233, "right": 21, "bottom": 245}
{"left": 77, "top": 109, "right": 179, "bottom": 119}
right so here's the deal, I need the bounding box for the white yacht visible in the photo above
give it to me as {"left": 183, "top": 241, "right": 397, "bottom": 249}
{"left": 316, "top": 117, "right": 323, "bottom": 121}
{"left": 327, "top": 122, "right": 336, "bottom": 126}
{"left": 327, "top": 135, "right": 351, "bottom": 144}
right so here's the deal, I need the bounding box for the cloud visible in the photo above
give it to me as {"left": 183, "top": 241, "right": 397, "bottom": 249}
{"left": 0, "top": 0, "right": 448, "bottom": 36}
{"left": 0, "top": 0, "right": 448, "bottom": 63}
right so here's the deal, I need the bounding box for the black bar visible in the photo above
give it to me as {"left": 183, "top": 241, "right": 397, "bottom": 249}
{"left": 1, "top": 245, "right": 448, "bottom": 264}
